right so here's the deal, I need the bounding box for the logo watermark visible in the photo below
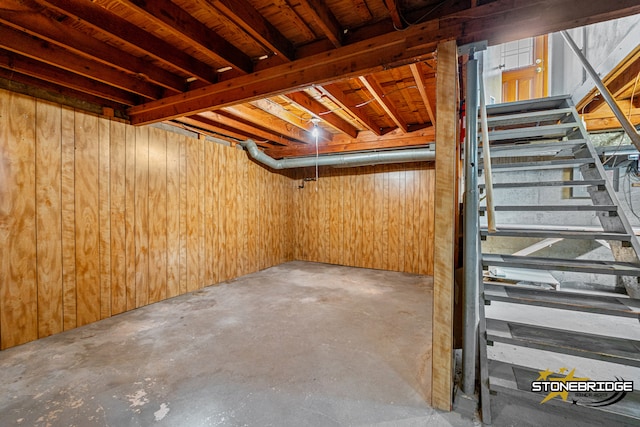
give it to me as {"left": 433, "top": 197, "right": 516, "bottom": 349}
{"left": 531, "top": 367, "right": 633, "bottom": 407}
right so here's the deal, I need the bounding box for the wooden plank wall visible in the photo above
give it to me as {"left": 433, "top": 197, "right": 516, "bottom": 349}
{"left": 0, "top": 89, "right": 293, "bottom": 350}
{"left": 291, "top": 163, "right": 435, "bottom": 275}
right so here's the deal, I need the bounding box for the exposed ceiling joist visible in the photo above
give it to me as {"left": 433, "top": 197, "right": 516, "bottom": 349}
{"left": 284, "top": 91, "right": 359, "bottom": 138}
{"left": 224, "top": 104, "right": 321, "bottom": 144}
{"left": 297, "top": 0, "right": 343, "bottom": 47}
{"left": 383, "top": 0, "right": 403, "bottom": 29}
{"left": 0, "top": 25, "right": 162, "bottom": 100}
{"left": 0, "top": 3, "right": 183, "bottom": 94}
{"left": 40, "top": 0, "right": 217, "bottom": 83}
{"left": 104, "top": 0, "right": 253, "bottom": 73}
{"left": 409, "top": 62, "right": 436, "bottom": 126}
{"left": 2, "top": 0, "right": 640, "bottom": 158}
{"left": 206, "top": 0, "right": 295, "bottom": 60}
{"left": 359, "top": 75, "right": 408, "bottom": 132}
{"left": 319, "top": 83, "right": 385, "bottom": 136}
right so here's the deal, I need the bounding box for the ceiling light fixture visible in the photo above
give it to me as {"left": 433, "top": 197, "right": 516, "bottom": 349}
{"left": 216, "top": 66, "right": 232, "bottom": 73}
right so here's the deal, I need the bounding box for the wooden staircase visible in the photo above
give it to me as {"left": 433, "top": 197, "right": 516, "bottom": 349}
{"left": 476, "top": 95, "right": 640, "bottom": 424}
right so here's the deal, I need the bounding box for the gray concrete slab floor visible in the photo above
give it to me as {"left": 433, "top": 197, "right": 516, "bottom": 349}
{"left": 0, "top": 261, "right": 481, "bottom": 427}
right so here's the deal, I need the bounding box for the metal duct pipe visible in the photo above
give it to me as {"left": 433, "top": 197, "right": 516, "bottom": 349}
{"left": 241, "top": 140, "right": 435, "bottom": 169}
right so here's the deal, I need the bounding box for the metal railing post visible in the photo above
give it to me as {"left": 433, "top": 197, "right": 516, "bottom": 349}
{"left": 463, "top": 51, "right": 481, "bottom": 396}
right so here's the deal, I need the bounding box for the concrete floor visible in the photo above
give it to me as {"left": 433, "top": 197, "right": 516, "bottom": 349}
{"left": 1, "top": 260, "right": 613, "bottom": 427}
{"left": 1, "top": 261, "right": 481, "bottom": 427}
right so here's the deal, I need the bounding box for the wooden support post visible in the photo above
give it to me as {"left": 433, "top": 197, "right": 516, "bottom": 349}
{"left": 432, "top": 39, "right": 459, "bottom": 410}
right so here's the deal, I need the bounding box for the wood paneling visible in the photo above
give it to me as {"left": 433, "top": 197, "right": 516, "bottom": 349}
{"left": 134, "top": 126, "right": 149, "bottom": 307}
{"left": 61, "top": 106, "right": 76, "bottom": 330}
{"left": 35, "top": 99, "right": 63, "bottom": 338}
{"left": 0, "top": 88, "right": 295, "bottom": 350}
{"left": 293, "top": 163, "right": 435, "bottom": 275}
{"left": 110, "top": 120, "right": 127, "bottom": 314}
{"left": 148, "top": 127, "right": 167, "bottom": 304}
{"left": 99, "top": 116, "right": 111, "bottom": 319}
{"left": 0, "top": 91, "right": 37, "bottom": 349}
{"left": 0, "top": 88, "right": 436, "bottom": 351}
{"left": 75, "top": 112, "right": 101, "bottom": 327}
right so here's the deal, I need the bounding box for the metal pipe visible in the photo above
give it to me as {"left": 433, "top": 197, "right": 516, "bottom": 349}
{"left": 463, "top": 52, "right": 481, "bottom": 396}
{"left": 561, "top": 30, "right": 640, "bottom": 151}
{"left": 241, "top": 140, "right": 435, "bottom": 169}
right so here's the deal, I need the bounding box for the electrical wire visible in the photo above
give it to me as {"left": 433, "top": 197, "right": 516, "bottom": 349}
{"left": 624, "top": 163, "right": 640, "bottom": 220}
{"left": 394, "top": 0, "right": 451, "bottom": 30}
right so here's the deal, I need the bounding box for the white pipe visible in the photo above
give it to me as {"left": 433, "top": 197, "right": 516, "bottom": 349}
{"left": 241, "top": 140, "right": 435, "bottom": 169}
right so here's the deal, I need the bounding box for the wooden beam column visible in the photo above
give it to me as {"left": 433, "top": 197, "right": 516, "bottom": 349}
{"left": 432, "top": 39, "right": 459, "bottom": 410}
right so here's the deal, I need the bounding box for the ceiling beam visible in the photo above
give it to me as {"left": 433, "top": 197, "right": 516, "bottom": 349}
{"left": 319, "top": 83, "right": 385, "bottom": 135}
{"left": 352, "top": 0, "right": 373, "bottom": 21}
{"left": 104, "top": 0, "right": 253, "bottom": 74}
{"left": 128, "top": 28, "right": 437, "bottom": 124}
{"left": 0, "top": 2, "right": 184, "bottom": 94}
{"left": 207, "top": 0, "right": 294, "bottom": 60}
{"left": 410, "top": 62, "right": 436, "bottom": 126}
{"left": 359, "top": 75, "right": 408, "bottom": 132}
{"left": 284, "top": 91, "right": 359, "bottom": 138}
{"left": 271, "top": 0, "right": 316, "bottom": 42}
{"left": 383, "top": 0, "right": 403, "bottom": 29}
{"left": 582, "top": 101, "right": 640, "bottom": 131}
{"left": 129, "top": 0, "right": 640, "bottom": 125}
{"left": 40, "top": 0, "right": 217, "bottom": 83}
{"left": 585, "top": 55, "right": 640, "bottom": 112}
{"left": 0, "top": 25, "right": 162, "bottom": 100}
{"left": 296, "top": 0, "right": 343, "bottom": 47}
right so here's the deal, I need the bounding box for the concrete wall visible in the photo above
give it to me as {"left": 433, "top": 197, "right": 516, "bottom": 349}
{"left": 549, "top": 14, "right": 640, "bottom": 101}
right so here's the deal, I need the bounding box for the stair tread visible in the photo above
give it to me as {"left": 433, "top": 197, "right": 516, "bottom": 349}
{"left": 479, "top": 205, "right": 616, "bottom": 212}
{"left": 488, "top": 123, "right": 579, "bottom": 142}
{"left": 483, "top": 158, "right": 594, "bottom": 170}
{"left": 485, "top": 139, "right": 586, "bottom": 152}
{"left": 488, "top": 360, "right": 640, "bottom": 422}
{"left": 485, "top": 95, "right": 572, "bottom": 115}
{"left": 484, "top": 283, "right": 640, "bottom": 317}
{"left": 482, "top": 254, "right": 640, "bottom": 276}
{"left": 479, "top": 180, "right": 605, "bottom": 189}
{"left": 486, "top": 318, "right": 640, "bottom": 366}
{"left": 485, "top": 108, "right": 574, "bottom": 127}
{"left": 480, "top": 228, "right": 632, "bottom": 241}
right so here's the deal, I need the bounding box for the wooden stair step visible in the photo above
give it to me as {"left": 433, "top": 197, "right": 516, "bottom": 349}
{"left": 483, "top": 283, "right": 640, "bottom": 317}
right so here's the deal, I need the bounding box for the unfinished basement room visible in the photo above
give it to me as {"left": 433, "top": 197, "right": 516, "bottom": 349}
{"left": 1, "top": 1, "right": 639, "bottom": 426}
